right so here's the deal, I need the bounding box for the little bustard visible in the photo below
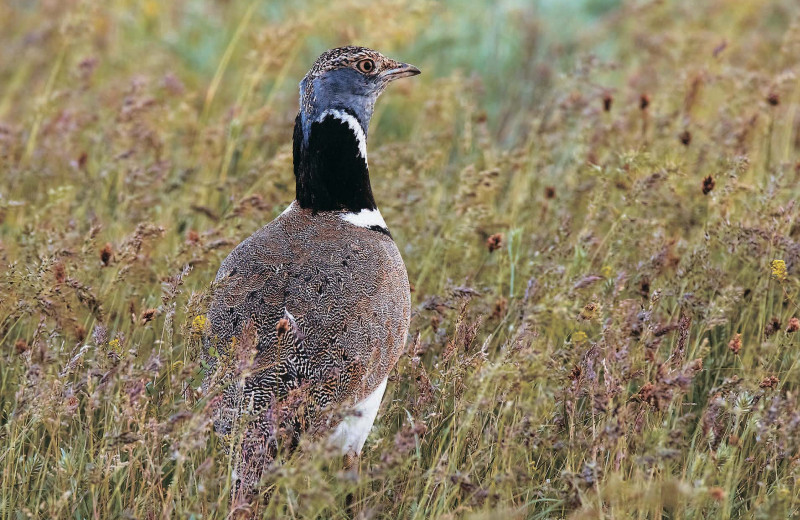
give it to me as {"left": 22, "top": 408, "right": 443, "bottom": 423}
{"left": 203, "top": 46, "right": 419, "bottom": 492}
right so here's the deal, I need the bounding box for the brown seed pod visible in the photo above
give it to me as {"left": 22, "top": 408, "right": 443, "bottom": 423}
{"left": 602, "top": 93, "right": 613, "bottom": 112}
{"left": 728, "top": 333, "right": 741, "bottom": 355}
{"left": 702, "top": 175, "right": 715, "bottom": 195}
{"left": 759, "top": 375, "right": 779, "bottom": 389}
{"left": 100, "top": 243, "right": 113, "bottom": 266}
{"left": 486, "top": 233, "right": 503, "bottom": 253}
{"left": 141, "top": 308, "right": 157, "bottom": 324}
{"left": 786, "top": 317, "right": 799, "bottom": 333}
{"left": 766, "top": 92, "right": 780, "bottom": 106}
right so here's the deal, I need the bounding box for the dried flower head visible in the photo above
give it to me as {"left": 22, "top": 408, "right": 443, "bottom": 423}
{"left": 544, "top": 186, "right": 556, "bottom": 199}
{"left": 759, "top": 376, "right": 779, "bottom": 389}
{"left": 728, "top": 333, "right": 741, "bottom": 355}
{"left": 140, "top": 308, "right": 157, "bottom": 324}
{"left": 64, "top": 395, "right": 80, "bottom": 414}
{"left": 491, "top": 297, "right": 508, "bottom": 320}
{"left": 766, "top": 92, "right": 780, "bottom": 106}
{"left": 53, "top": 261, "right": 66, "bottom": 284}
{"left": 15, "top": 339, "right": 28, "bottom": 355}
{"left": 74, "top": 324, "right": 86, "bottom": 341}
{"left": 709, "top": 487, "right": 726, "bottom": 502}
{"left": 602, "top": 93, "right": 613, "bottom": 112}
{"left": 702, "top": 175, "right": 715, "bottom": 195}
{"left": 580, "top": 302, "right": 599, "bottom": 321}
{"left": 679, "top": 130, "right": 692, "bottom": 146}
{"left": 486, "top": 233, "right": 503, "bottom": 253}
{"left": 639, "top": 278, "right": 651, "bottom": 298}
{"left": 640, "top": 94, "right": 650, "bottom": 110}
{"left": 765, "top": 317, "right": 781, "bottom": 337}
{"left": 638, "top": 382, "right": 656, "bottom": 405}
{"left": 786, "top": 317, "right": 799, "bottom": 333}
{"left": 100, "top": 242, "right": 113, "bottom": 266}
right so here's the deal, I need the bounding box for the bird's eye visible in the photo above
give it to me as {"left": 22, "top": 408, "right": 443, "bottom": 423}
{"left": 356, "top": 59, "right": 376, "bottom": 74}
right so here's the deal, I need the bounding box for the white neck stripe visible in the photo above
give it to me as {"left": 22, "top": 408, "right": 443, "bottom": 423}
{"left": 340, "top": 208, "right": 388, "bottom": 230}
{"left": 320, "top": 109, "right": 367, "bottom": 161}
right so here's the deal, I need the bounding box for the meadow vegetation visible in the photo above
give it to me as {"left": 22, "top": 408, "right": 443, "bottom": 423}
{"left": 2, "top": 0, "right": 800, "bottom": 518}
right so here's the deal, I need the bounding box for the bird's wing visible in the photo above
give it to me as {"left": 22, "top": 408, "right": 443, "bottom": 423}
{"left": 206, "top": 209, "right": 409, "bottom": 421}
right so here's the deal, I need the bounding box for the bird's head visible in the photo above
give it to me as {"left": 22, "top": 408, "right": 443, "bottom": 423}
{"left": 292, "top": 46, "right": 419, "bottom": 213}
{"left": 297, "top": 46, "right": 420, "bottom": 143}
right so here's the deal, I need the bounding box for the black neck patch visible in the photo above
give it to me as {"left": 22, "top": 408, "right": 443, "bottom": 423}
{"left": 293, "top": 111, "right": 377, "bottom": 213}
{"left": 368, "top": 225, "right": 392, "bottom": 238}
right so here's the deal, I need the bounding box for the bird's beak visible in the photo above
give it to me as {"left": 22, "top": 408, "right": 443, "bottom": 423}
{"left": 381, "top": 62, "right": 421, "bottom": 82}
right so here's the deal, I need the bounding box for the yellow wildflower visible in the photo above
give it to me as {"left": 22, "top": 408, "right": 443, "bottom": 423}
{"left": 601, "top": 265, "right": 613, "bottom": 278}
{"left": 771, "top": 259, "right": 787, "bottom": 281}
{"left": 192, "top": 315, "right": 208, "bottom": 333}
{"left": 108, "top": 338, "right": 122, "bottom": 355}
{"left": 572, "top": 331, "right": 588, "bottom": 344}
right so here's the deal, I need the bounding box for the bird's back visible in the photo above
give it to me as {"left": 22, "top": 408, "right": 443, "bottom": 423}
{"left": 204, "top": 202, "right": 410, "bottom": 450}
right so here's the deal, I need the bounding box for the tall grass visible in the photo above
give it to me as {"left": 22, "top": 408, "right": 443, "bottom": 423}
{"left": 2, "top": 0, "right": 800, "bottom": 518}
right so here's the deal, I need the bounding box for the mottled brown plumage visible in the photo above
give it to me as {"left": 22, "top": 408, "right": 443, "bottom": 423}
{"left": 207, "top": 201, "right": 409, "bottom": 400}
{"left": 204, "top": 202, "right": 410, "bottom": 484}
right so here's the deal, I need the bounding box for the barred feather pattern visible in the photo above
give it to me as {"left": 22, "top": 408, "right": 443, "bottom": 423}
{"left": 203, "top": 202, "right": 410, "bottom": 489}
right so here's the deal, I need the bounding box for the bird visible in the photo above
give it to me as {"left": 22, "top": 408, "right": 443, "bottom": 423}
{"left": 203, "top": 46, "right": 419, "bottom": 494}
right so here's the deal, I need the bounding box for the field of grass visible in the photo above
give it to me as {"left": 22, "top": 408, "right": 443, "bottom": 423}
{"left": 2, "top": 0, "right": 800, "bottom": 518}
